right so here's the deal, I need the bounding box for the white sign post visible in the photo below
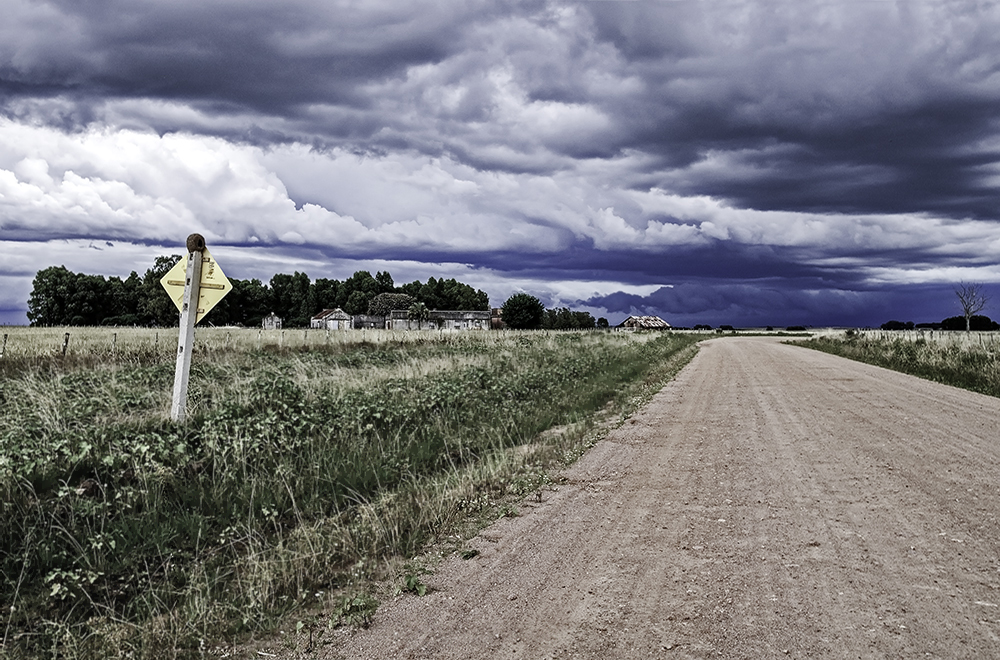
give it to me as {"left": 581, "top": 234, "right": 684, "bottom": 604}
{"left": 160, "top": 234, "right": 232, "bottom": 422}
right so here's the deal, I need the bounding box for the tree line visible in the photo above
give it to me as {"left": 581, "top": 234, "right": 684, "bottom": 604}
{"left": 880, "top": 316, "right": 999, "bottom": 331}
{"left": 26, "top": 257, "right": 490, "bottom": 328}
{"left": 500, "top": 293, "right": 604, "bottom": 330}
{"left": 880, "top": 283, "right": 997, "bottom": 332}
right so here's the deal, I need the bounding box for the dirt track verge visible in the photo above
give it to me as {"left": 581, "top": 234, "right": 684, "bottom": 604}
{"left": 285, "top": 337, "right": 1000, "bottom": 659}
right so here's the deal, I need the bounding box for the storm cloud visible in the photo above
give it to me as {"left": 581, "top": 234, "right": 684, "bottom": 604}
{"left": 2, "top": 0, "right": 999, "bottom": 326}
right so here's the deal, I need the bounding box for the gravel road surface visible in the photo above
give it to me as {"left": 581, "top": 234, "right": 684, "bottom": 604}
{"left": 321, "top": 337, "right": 1000, "bottom": 659}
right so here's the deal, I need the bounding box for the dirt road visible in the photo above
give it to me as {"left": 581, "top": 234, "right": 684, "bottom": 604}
{"left": 323, "top": 337, "right": 1000, "bottom": 659}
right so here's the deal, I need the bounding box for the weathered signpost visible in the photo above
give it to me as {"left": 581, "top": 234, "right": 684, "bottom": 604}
{"left": 160, "top": 234, "right": 232, "bottom": 422}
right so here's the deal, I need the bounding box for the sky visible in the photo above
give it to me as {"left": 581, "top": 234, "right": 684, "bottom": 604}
{"left": 2, "top": 0, "right": 1000, "bottom": 328}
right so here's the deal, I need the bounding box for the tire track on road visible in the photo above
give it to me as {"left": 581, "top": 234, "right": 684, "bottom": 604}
{"left": 319, "top": 337, "right": 1000, "bottom": 660}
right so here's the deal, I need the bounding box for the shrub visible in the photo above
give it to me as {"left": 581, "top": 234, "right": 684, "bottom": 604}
{"left": 501, "top": 294, "right": 545, "bottom": 330}
{"left": 368, "top": 293, "right": 416, "bottom": 317}
{"left": 940, "top": 315, "right": 999, "bottom": 331}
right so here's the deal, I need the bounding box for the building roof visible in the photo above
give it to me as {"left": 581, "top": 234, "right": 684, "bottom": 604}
{"left": 312, "top": 308, "right": 351, "bottom": 321}
{"left": 618, "top": 315, "right": 671, "bottom": 329}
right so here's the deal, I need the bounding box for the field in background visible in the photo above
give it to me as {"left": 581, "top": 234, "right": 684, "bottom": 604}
{"left": 0, "top": 326, "right": 440, "bottom": 372}
{"left": 0, "top": 327, "right": 700, "bottom": 659}
{"left": 798, "top": 330, "right": 1000, "bottom": 398}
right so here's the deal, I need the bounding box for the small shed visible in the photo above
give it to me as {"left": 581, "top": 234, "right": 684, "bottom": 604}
{"left": 311, "top": 308, "right": 351, "bottom": 330}
{"left": 618, "top": 315, "right": 671, "bottom": 330}
{"left": 262, "top": 312, "right": 283, "bottom": 330}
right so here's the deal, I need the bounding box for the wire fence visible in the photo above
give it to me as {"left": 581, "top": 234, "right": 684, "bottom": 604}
{"left": 0, "top": 326, "right": 400, "bottom": 361}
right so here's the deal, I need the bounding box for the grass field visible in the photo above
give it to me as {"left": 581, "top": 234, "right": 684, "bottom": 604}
{"left": 0, "top": 327, "right": 699, "bottom": 659}
{"left": 798, "top": 330, "right": 1000, "bottom": 398}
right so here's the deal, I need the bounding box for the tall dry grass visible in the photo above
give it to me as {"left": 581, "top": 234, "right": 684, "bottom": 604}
{"left": 799, "top": 330, "right": 1000, "bottom": 397}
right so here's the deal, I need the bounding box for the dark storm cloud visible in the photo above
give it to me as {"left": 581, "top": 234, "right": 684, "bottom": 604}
{"left": 3, "top": 0, "right": 1000, "bottom": 326}
{"left": 4, "top": 1, "right": 460, "bottom": 102}
{"left": 5, "top": 0, "right": 1000, "bottom": 222}
{"left": 0, "top": 0, "right": 501, "bottom": 144}
{"left": 582, "top": 279, "right": 986, "bottom": 329}
{"left": 581, "top": 0, "right": 1000, "bottom": 220}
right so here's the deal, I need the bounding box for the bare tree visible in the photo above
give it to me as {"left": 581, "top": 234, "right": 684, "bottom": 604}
{"left": 955, "top": 282, "right": 990, "bottom": 332}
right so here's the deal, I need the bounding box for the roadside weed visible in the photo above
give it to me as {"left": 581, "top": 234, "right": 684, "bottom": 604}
{"left": 800, "top": 333, "right": 1000, "bottom": 397}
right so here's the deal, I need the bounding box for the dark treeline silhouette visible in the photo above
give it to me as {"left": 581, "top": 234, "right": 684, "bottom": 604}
{"left": 540, "top": 306, "right": 596, "bottom": 330}
{"left": 880, "top": 315, "right": 1000, "bottom": 331}
{"left": 26, "top": 257, "right": 490, "bottom": 328}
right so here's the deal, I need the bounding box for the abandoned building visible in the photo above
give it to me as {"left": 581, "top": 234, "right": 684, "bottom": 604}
{"left": 261, "top": 312, "right": 283, "bottom": 330}
{"left": 617, "top": 315, "right": 671, "bottom": 330}
{"left": 387, "top": 309, "right": 491, "bottom": 330}
{"left": 310, "top": 308, "right": 352, "bottom": 330}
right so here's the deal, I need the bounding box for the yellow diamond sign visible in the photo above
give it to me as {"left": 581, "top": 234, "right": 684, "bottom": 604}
{"left": 160, "top": 247, "right": 233, "bottom": 324}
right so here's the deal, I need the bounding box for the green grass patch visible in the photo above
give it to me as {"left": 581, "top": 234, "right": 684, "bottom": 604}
{"left": 0, "top": 329, "right": 699, "bottom": 659}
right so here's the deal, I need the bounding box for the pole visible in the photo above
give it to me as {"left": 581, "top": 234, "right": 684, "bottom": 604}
{"left": 171, "top": 234, "right": 206, "bottom": 423}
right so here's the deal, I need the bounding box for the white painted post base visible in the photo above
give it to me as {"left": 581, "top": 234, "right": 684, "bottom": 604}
{"left": 171, "top": 243, "right": 204, "bottom": 422}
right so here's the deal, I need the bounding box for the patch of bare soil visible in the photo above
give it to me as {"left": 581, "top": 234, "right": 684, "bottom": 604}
{"left": 288, "top": 337, "right": 1000, "bottom": 659}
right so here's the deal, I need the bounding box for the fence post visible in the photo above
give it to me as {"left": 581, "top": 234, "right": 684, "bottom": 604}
{"left": 62, "top": 332, "right": 70, "bottom": 357}
{"left": 0, "top": 333, "right": 7, "bottom": 359}
{"left": 113, "top": 332, "right": 117, "bottom": 353}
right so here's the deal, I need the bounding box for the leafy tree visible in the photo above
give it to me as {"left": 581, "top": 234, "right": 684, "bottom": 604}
{"left": 399, "top": 280, "right": 423, "bottom": 300}
{"left": 29, "top": 268, "right": 111, "bottom": 326}
{"left": 69, "top": 274, "right": 110, "bottom": 325}
{"left": 400, "top": 277, "right": 488, "bottom": 310}
{"left": 597, "top": 317, "right": 609, "bottom": 329}
{"left": 139, "top": 255, "right": 183, "bottom": 326}
{"left": 234, "top": 278, "right": 272, "bottom": 327}
{"left": 344, "top": 289, "right": 372, "bottom": 316}
{"left": 541, "top": 307, "right": 595, "bottom": 330}
{"left": 501, "top": 293, "right": 545, "bottom": 330}
{"left": 416, "top": 277, "right": 446, "bottom": 310}
{"left": 312, "top": 278, "right": 341, "bottom": 310}
{"left": 407, "top": 301, "right": 430, "bottom": 322}
{"left": 102, "top": 273, "right": 143, "bottom": 325}
{"left": 202, "top": 277, "right": 271, "bottom": 327}
{"left": 337, "top": 271, "right": 380, "bottom": 312}
{"left": 368, "top": 293, "right": 415, "bottom": 316}
{"left": 572, "top": 310, "right": 596, "bottom": 329}
{"left": 23, "top": 261, "right": 498, "bottom": 329}
{"left": 375, "top": 270, "right": 395, "bottom": 293}
{"left": 27, "top": 266, "right": 77, "bottom": 326}
{"left": 31, "top": 258, "right": 183, "bottom": 327}
{"left": 439, "top": 278, "right": 489, "bottom": 310}
{"left": 270, "top": 272, "right": 311, "bottom": 326}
